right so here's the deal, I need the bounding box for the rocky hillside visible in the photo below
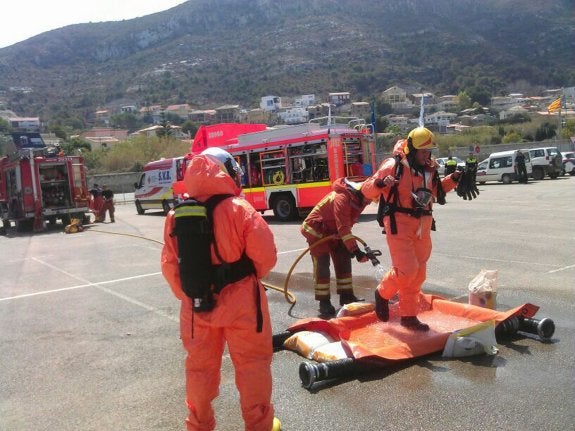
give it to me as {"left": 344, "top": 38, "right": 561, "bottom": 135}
{"left": 0, "top": 0, "right": 573, "bottom": 123}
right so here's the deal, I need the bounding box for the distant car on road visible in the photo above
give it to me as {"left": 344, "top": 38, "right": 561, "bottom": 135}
{"left": 561, "top": 151, "right": 575, "bottom": 176}
{"left": 436, "top": 156, "right": 465, "bottom": 176}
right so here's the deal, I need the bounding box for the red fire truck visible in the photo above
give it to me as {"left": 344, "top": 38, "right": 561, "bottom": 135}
{"left": 0, "top": 132, "right": 90, "bottom": 233}
{"left": 174, "top": 117, "right": 376, "bottom": 221}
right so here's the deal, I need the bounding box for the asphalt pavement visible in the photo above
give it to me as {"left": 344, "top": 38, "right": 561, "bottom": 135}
{"left": 1, "top": 176, "right": 574, "bottom": 431}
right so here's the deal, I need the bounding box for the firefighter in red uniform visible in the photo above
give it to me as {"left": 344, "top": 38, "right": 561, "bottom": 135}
{"left": 301, "top": 177, "right": 371, "bottom": 316}
{"left": 89, "top": 184, "right": 103, "bottom": 222}
{"left": 99, "top": 185, "right": 115, "bottom": 223}
{"left": 161, "top": 147, "right": 281, "bottom": 431}
{"left": 361, "top": 127, "right": 461, "bottom": 331}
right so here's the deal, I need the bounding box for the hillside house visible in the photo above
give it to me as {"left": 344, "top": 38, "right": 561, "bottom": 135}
{"left": 260, "top": 96, "right": 281, "bottom": 112}
{"left": 424, "top": 111, "right": 457, "bottom": 129}
{"left": 81, "top": 128, "right": 129, "bottom": 150}
{"left": 277, "top": 107, "right": 309, "bottom": 125}
{"left": 246, "top": 108, "right": 271, "bottom": 125}
{"left": 189, "top": 109, "right": 216, "bottom": 124}
{"left": 409, "top": 92, "right": 435, "bottom": 106}
{"left": 165, "top": 104, "right": 192, "bottom": 120}
{"left": 132, "top": 124, "right": 187, "bottom": 140}
{"left": 294, "top": 94, "right": 315, "bottom": 107}
{"left": 381, "top": 86, "right": 413, "bottom": 111}
{"left": 350, "top": 101, "right": 370, "bottom": 119}
{"left": 328, "top": 92, "right": 351, "bottom": 107}
{"left": 8, "top": 117, "right": 40, "bottom": 131}
{"left": 436, "top": 95, "right": 458, "bottom": 112}
{"left": 215, "top": 105, "right": 241, "bottom": 123}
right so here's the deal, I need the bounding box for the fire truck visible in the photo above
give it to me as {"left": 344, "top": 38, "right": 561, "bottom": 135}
{"left": 174, "top": 117, "right": 377, "bottom": 221}
{"left": 0, "top": 132, "right": 90, "bottom": 233}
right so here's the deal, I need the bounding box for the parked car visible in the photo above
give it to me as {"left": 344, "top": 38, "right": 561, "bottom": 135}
{"left": 435, "top": 156, "right": 465, "bottom": 176}
{"left": 523, "top": 147, "right": 562, "bottom": 180}
{"left": 561, "top": 151, "right": 575, "bottom": 176}
{"left": 475, "top": 150, "right": 532, "bottom": 184}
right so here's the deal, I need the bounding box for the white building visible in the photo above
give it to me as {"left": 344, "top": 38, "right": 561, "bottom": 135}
{"left": 328, "top": 92, "right": 351, "bottom": 106}
{"left": 277, "top": 107, "right": 309, "bottom": 125}
{"left": 260, "top": 96, "right": 281, "bottom": 112}
{"left": 294, "top": 94, "right": 315, "bottom": 107}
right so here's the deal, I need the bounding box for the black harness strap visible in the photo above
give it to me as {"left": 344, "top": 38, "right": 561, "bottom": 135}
{"left": 206, "top": 194, "right": 262, "bottom": 333}
{"left": 376, "top": 155, "right": 438, "bottom": 235}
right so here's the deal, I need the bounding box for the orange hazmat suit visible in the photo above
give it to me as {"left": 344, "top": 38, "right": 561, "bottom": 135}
{"left": 161, "top": 153, "right": 278, "bottom": 431}
{"left": 361, "top": 140, "right": 458, "bottom": 317}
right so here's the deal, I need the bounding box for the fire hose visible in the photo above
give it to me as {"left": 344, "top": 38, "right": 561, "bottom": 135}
{"left": 262, "top": 233, "right": 382, "bottom": 305}
{"left": 86, "top": 227, "right": 380, "bottom": 307}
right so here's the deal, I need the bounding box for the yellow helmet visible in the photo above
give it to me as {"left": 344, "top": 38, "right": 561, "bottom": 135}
{"left": 407, "top": 127, "right": 436, "bottom": 150}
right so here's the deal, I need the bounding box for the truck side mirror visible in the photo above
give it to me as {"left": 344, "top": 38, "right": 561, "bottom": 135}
{"left": 133, "top": 182, "right": 140, "bottom": 189}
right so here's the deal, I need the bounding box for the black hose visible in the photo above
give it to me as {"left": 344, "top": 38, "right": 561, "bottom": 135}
{"left": 496, "top": 316, "right": 555, "bottom": 341}
{"left": 519, "top": 317, "right": 555, "bottom": 341}
{"left": 299, "top": 358, "right": 359, "bottom": 389}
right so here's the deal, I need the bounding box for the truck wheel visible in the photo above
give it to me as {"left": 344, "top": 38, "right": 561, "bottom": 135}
{"left": 532, "top": 167, "right": 544, "bottom": 180}
{"left": 135, "top": 200, "right": 145, "bottom": 215}
{"left": 162, "top": 200, "right": 171, "bottom": 215}
{"left": 549, "top": 172, "right": 559, "bottom": 179}
{"left": 502, "top": 174, "right": 512, "bottom": 184}
{"left": 272, "top": 194, "right": 297, "bottom": 222}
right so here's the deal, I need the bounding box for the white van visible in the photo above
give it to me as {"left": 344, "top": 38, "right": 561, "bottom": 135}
{"left": 134, "top": 156, "right": 184, "bottom": 214}
{"left": 476, "top": 150, "right": 532, "bottom": 184}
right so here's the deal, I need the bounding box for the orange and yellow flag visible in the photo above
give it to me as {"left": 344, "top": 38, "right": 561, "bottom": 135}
{"left": 547, "top": 97, "right": 562, "bottom": 113}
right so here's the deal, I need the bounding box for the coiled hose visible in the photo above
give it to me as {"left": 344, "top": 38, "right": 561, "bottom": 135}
{"left": 87, "top": 227, "right": 370, "bottom": 307}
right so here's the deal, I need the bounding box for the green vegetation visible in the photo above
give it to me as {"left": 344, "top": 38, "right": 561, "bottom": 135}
{"left": 74, "top": 135, "right": 189, "bottom": 174}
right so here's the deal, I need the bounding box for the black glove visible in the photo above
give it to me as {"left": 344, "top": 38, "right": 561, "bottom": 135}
{"left": 353, "top": 249, "right": 369, "bottom": 263}
{"left": 456, "top": 169, "right": 480, "bottom": 200}
{"left": 375, "top": 178, "right": 385, "bottom": 188}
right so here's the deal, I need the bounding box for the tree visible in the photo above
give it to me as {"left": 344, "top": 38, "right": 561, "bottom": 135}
{"left": 181, "top": 120, "right": 199, "bottom": 138}
{"left": 535, "top": 122, "right": 556, "bottom": 141}
{"left": 502, "top": 131, "right": 523, "bottom": 143}
{"left": 156, "top": 112, "right": 174, "bottom": 140}
{"left": 457, "top": 91, "right": 472, "bottom": 111}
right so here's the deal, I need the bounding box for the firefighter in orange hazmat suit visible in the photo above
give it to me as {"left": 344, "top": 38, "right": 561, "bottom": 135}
{"left": 301, "top": 177, "right": 371, "bottom": 316}
{"left": 361, "top": 127, "right": 461, "bottom": 331}
{"left": 161, "top": 147, "right": 281, "bottom": 431}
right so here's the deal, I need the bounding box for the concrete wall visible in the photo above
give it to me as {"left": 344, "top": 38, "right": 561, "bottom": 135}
{"left": 87, "top": 172, "right": 142, "bottom": 194}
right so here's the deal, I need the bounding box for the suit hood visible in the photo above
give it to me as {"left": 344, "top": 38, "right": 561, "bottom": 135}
{"left": 183, "top": 154, "right": 241, "bottom": 201}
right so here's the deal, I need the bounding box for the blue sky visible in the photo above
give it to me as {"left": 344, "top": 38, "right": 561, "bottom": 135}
{"left": 1, "top": 0, "right": 188, "bottom": 48}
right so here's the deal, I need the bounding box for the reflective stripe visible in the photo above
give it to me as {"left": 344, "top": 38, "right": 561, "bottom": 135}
{"left": 302, "top": 223, "right": 323, "bottom": 239}
{"left": 341, "top": 233, "right": 354, "bottom": 242}
{"left": 174, "top": 206, "right": 207, "bottom": 218}
{"left": 336, "top": 277, "right": 353, "bottom": 287}
{"left": 315, "top": 283, "right": 330, "bottom": 292}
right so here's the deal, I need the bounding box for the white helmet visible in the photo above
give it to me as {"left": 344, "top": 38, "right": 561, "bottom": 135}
{"left": 201, "top": 147, "right": 242, "bottom": 186}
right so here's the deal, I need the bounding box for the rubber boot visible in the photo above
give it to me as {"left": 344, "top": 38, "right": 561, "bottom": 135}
{"left": 400, "top": 316, "right": 430, "bottom": 331}
{"left": 339, "top": 292, "right": 360, "bottom": 306}
{"left": 271, "top": 417, "right": 282, "bottom": 431}
{"left": 374, "top": 291, "right": 389, "bottom": 322}
{"left": 319, "top": 299, "right": 336, "bottom": 316}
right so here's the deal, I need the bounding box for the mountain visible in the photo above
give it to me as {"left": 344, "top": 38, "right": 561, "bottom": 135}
{"left": 0, "top": 0, "right": 573, "bottom": 125}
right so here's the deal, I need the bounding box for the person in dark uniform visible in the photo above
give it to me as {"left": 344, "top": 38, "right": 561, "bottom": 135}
{"left": 444, "top": 156, "right": 458, "bottom": 177}
{"left": 466, "top": 152, "right": 478, "bottom": 184}
{"left": 515, "top": 150, "right": 528, "bottom": 183}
